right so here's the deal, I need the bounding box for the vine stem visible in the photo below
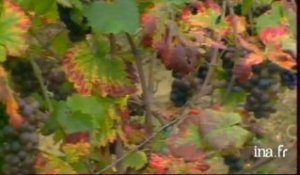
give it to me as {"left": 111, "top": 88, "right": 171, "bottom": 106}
{"left": 126, "top": 33, "right": 153, "bottom": 135}
{"left": 225, "top": 0, "right": 240, "bottom": 95}
{"left": 199, "top": 0, "right": 227, "bottom": 96}
{"left": 29, "top": 57, "right": 53, "bottom": 112}
{"left": 98, "top": 115, "right": 184, "bottom": 173}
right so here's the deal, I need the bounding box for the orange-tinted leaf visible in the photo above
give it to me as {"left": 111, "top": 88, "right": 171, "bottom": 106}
{"left": 238, "top": 36, "right": 262, "bottom": 54}
{"left": 226, "top": 15, "right": 247, "bottom": 34}
{"left": 0, "top": 0, "right": 32, "bottom": 57}
{"left": 63, "top": 42, "right": 136, "bottom": 97}
{"left": 267, "top": 51, "right": 296, "bottom": 70}
{"left": 0, "top": 66, "right": 24, "bottom": 128}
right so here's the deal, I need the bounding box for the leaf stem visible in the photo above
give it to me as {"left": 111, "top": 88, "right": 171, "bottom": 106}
{"left": 29, "top": 57, "right": 53, "bottom": 112}
{"left": 225, "top": 0, "right": 241, "bottom": 96}
{"left": 126, "top": 33, "right": 153, "bottom": 135}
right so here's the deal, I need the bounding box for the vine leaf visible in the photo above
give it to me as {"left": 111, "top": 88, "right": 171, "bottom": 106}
{"left": 204, "top": 156, "right": 229, "bottom": 174}
{"left": 0, "top": 66, "right": 24, "bottom": 128}
{"left": 123, "top": 151, "right": 148, "bottom": 170}
{"left": 199, "top": 109, "right": 252, "bottom": 151}
{"left": 47, "top": 95, "right": 121, "bottom": 146}
{"left": 255, "top": 1, "right": 290, "bottom": 34}
{"left": 235, "top": 52, "right": 265, "bottom": 83}
{"left": 62, "top": 142, "right": 92, "bottom": 163}
{"left": 149, "top": 154, "right": 172, "bottom": 174}
{"left": 0, "top": 0, "right": 31, "bottom": 57}
{"left": 181, "top": 1, "right": 228, "bottom": 35}
{"left": 0, "top": 46, "right": 6, "bottom": 62}
{"left": 84, "top": 0, "right": 140, "bottom": 34}
{"left": 141, "top": 12, "right": 158, "bottom": 47}
{"left": 259, "top": 26, "right": 289, "bottom": 50}
{"left": 226, "top": 15, "right": 247, "bottom": 34}
{"left": 266, "top": 51, "right": 296, "bottom": 70}
{"left": 168, "top": 123, "right": 206, "bottom": 162}
{"left": 66, "top": 94, "right": 120, "bottom": 146}
{"left": 63, "top": 42, "right": 136, "bottom": 97}
{"left": 238, "top": 36, "right": 262, "bottom": 53}
{"left": 36, "top": 153, "right": 76, "bottom": 174}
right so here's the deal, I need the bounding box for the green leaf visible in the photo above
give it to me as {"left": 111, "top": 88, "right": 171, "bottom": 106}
{"left": 59, "top": 111, "right": 94, "bottom": 134}
{"left": 41, "top": 101, "right": 64, "bottom": 135}
{"left": 66, "top": 94, "right": 107, "bottom": 117}
{"left": 242, "top": 0, "right": 253, "bottom": 15}
{"left": 199, "top": 109, "right": 252, "bottom": 150}
{"left": 66, "top": 94, "right": 120, "bottom": 146}
{"left": 0, "top": 46, "right": 6, "bottom": 62}
{"left": 16, "top": 0, "right": 56, "bottom": 14}
{"left": 48, "top": 100, "right": 94, "bottom": 134}
{"left": 255, "top": 2, "right": 289, "bottom": 34}
{"left": 84, "top": 0, "right": 140, "bottom": 34}
{"left": 52, "top": 31, "right": 71, "bottom": 57}
{"left": 123, "top": 151, "right": 148, "bottom": 170}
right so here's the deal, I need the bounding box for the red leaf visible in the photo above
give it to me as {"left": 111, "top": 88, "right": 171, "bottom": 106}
{"left": 141, "top": 14, "right": 158, "bottom": 47}
{"left": 259, "top": 26, "right": 289, "bottom": 49}
{"left": 65, "top": 132, "right": 90, "bottom": 144}
{"left": 149, "top": 154, "right": 171, "bottom": 174}
{"left": 156, "top": 39, "right": 200, "bottom": 74}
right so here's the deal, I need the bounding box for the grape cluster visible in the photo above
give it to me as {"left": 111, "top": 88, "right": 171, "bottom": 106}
{"left": 5, "top": 58, "right": 71, "bottom": 100}
{"left": 223, "top": 155, "right": 244, "bottom": 173}
{"left": 170, "top": 64, "right": 208, "bottom": 107}
{"left": 170, "top": 74, "right": 193, "bottom": 107}
{"left": 57, "top": 3, "right": 91, "bottom": 42}
{"left": 220, "top": 47, "right": 251, "bottom": 93}
{"left": 280, "top": 70, "right": 297, "bottom": 89}
{"left": 0, "top": 98, "right": 49, "bottom": 175}
{"left": 244, "top": 63, "right": 280, "bottom": 118}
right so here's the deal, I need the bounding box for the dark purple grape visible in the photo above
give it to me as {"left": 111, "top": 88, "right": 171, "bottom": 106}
{"left": 10, "top": 142, "right": 21, "bottom": 152}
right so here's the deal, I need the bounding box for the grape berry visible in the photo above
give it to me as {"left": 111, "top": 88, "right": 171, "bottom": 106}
{"left": 244, "top": 63, "right": 280, "bottom": 119}
{"left": 0, "top": 98, "right": 49, "bottom": 175}
{"left": 170, "top": 64, "right": 208, "bottom": 107}
{"left": 224, "top": 155, "right": 244, "bottom": 173}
